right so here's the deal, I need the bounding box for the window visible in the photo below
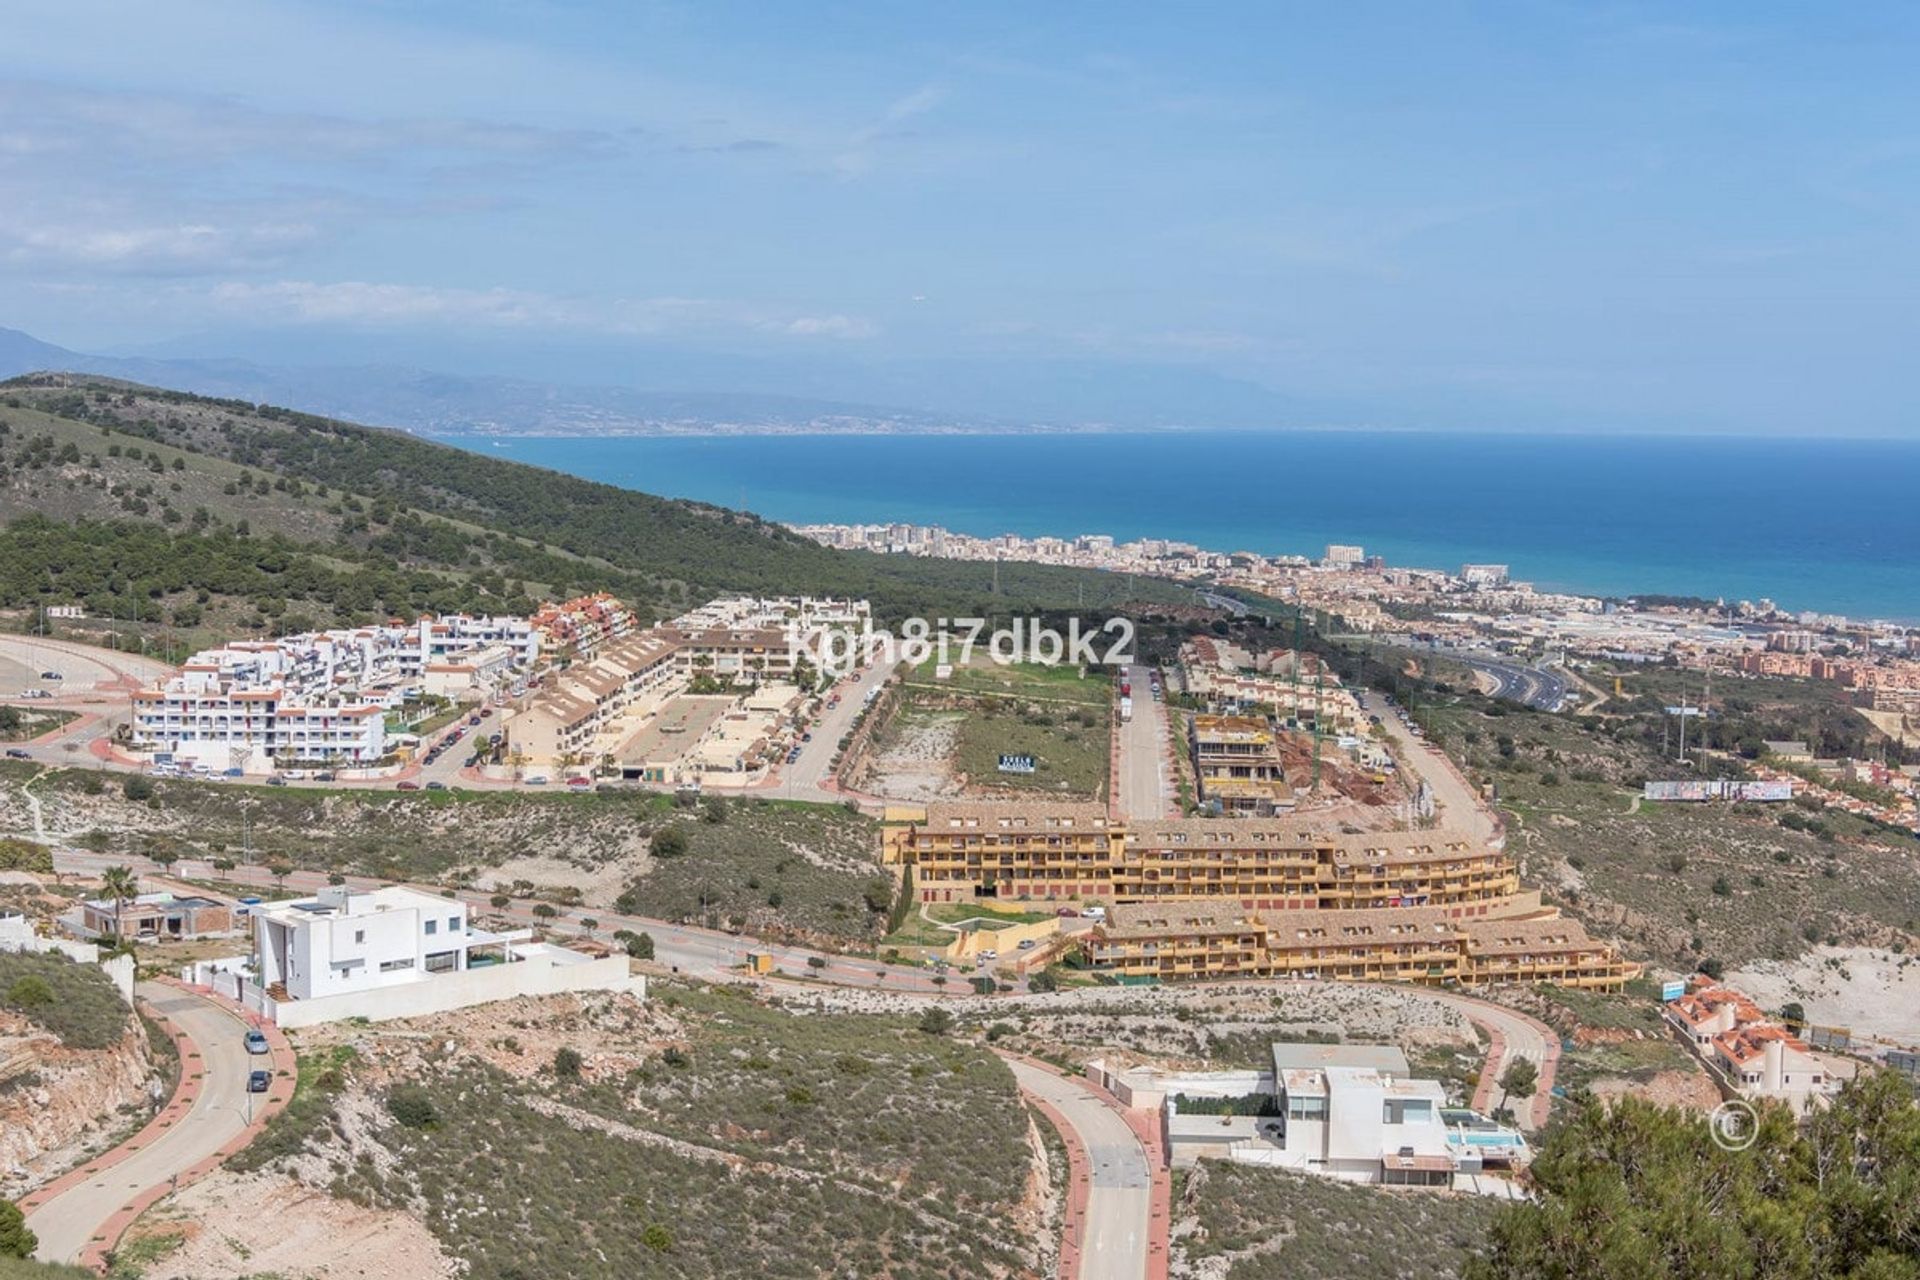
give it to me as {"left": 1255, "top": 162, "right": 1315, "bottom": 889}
{"left": 425, "top": 919, "right": 438, "bottom": 935}
{"left": 378, "top": 957, "right": 415, "bottom": 972}
{"left": 354, "top": 930, "right": 365, "bottom": 944}
{"left": 448, "top": 916, "right": 461, "bottom": 933}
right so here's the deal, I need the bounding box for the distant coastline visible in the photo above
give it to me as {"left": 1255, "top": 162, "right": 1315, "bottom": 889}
{"left": 436, "top": 429, "right": 1920, "bottom": 622}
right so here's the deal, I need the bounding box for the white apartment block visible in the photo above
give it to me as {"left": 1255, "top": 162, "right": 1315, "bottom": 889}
{"left": 131, "top": 614, "right": 538, "bottom": 772}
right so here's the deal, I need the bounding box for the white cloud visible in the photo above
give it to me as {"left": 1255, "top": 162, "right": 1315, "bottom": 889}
{"left": 778, "top": 314, "right": 878, "bottom": 339}
{"left": 3, "top": 219, "right": 318, "bottom": 272}
{"left": 198, "top": 278, "right": 879, "bottom": 341}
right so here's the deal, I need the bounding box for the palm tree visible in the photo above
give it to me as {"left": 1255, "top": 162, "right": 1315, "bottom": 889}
{"left": 99, "top": 864, "right": 139, "bottom": 943}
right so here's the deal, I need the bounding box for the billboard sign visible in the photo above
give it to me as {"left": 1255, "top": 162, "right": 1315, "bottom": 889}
{"left": 997, "top": 753, "right": 1036, "bottom": 774}
{"left": 1660, "top": 980, "right": 1686, "bottom": 1002}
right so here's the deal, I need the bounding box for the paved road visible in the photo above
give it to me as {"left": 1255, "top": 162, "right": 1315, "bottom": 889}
{"left": 27, "top": 982, "right": 261, "bottom": 1264}
{"left": 1008, "top": 1058, "right": 1151, "bottom": 1280}
{"left": 1359, "top": 690, "right": 1496, "bottom": 844}
{"left": 772, "top": 659, "right": 892, "bottom": 802}
{"left": 1457, "top": 994, "right": 1555, "bottom": 1131}
{"left": 52, "top": 850, "right": 953, "bottom": 995}
{"left": 1116, "top": 664, "right": 1172, "bottom": 820}
{"left": 1411, "top": 642, "right": 1568, "bottom": 712}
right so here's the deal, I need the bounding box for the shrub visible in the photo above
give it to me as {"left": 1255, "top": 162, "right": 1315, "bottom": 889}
{"left": 121, "top": 775, "right": 154, "bottom": 802}
{"left": 386, "top": 1085, "right": 439, "bottom": 1129}
{"left": 651, "top": 826, "right": 689, "bottom": 859}
{"left": 554, "top": 1047, "right": 583, "bottom": 1080}
{"left": 640, "top": 1223, "right": 673, "bottom": 1254}
{"left": 490, "top": 894, "right": 511, "bottom": 908}
{"left": 4, "top": 976, "right": 53, "bottom": 1009}
{"left": 918, "top": 1007, "right": 953, "bottom": 1036}
{"left": 0, "top": 952, "right": 127, "bottom": 1049}
{"left": 0, "top": 1198, "right": 36, "bottom": 1260}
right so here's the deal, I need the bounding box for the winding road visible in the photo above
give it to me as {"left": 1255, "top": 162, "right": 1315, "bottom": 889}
{"left": 1008, "top": 1058, "right": 1153, "bottom": 1280}
{"left": 23, "top": 981, "right": 284, "bottom": 1266}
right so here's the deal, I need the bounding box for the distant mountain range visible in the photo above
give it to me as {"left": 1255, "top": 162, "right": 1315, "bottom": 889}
{"left": 0, "top": 325, "right": 1043, "bottom": 437}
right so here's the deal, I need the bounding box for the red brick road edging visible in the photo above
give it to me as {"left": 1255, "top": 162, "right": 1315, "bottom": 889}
{"left": 18, "top": 979, "right": 295, "bottom": 1273}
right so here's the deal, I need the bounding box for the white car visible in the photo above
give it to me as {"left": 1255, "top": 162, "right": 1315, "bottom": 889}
{"left": 979, "top": 949, "right": 999, "bottom": 961}
{"left": 1080, "top": 906, "right": 1107, "bottom": 920}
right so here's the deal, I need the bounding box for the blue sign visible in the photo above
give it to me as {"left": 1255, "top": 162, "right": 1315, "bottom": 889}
{"left": 997, "top": 753, "right": 1037, "bottom": 774}
{"left": 1660, "top": 980, "right": 1686, "bottom": 1002}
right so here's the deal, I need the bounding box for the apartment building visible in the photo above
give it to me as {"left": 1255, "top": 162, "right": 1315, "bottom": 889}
{"left": 1087, "top": 898, "right": 1637, "bottom": 990}
{"left": 131, "top": 614, "right": 537, "bottom": 771}
{"left": 530, "top": 592, "right": 639, "bottom": 658}
{"left": 1665, "top": 981, "right": 1835, "bottom": 1114}
{"left": 884, "top": 802, "right": 1124, "bottom": 902}
{"left": 1189, "top": 715, "right": 1295, "bottom": 816}
{"left": 508, "top": 629, "right": 683, "bottom": 770}
{"left": 886, "top": 807, "right": 1519, "bottom": 912}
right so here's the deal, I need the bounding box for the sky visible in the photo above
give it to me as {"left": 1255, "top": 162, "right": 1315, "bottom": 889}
{"left": 2, "top": 1, "right": 1918, "bottom": 434}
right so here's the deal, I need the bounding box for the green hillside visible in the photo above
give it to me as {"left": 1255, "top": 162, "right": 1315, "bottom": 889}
{"left": 0, "top": 374, "right": 1185, "bottom": 642}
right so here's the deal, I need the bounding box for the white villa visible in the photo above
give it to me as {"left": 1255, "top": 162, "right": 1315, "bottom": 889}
{"left": 188, "top": 884, "right": 644, "bottom": 1028}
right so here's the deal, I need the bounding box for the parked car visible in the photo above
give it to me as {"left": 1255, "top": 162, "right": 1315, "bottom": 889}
{"left": 4, "top": 748, "right": 29, "bottom": 760}
{"left": 979, "top": 949, "right": 999, "bottom": 961}
{"left": 314, "top": 772, "right": 335, "bottom": 782}
{"left": 40, "top": 670, "right": 61, "bottom": 680}
{"left": 222, "top": 767, "right": 244, "bottom": 777}
{"left": 480, "top": 708, "right": 493, "bottom": 718}
{"left": 248, "top": 1069, "right": 272, "bottom": 1093}
{"left": 244, "top": 1030, "right": 270, "bottom": 1055}
{"left": 395, "top": 780, "right": 421, "bottom": 791}
{"left": 801, "top": 732, "right": 813, "bottom": 742}
{"left": 1017, "top": 938, "right": 1036, "bottom": 950}
{"left": 426, "top": 781, "right": 447, "bottom": 791}
{"left": 1081, "top": 906, "right": 1107, "bottom": 920}
{"left": 1055, "top": 907, "right": 1078, "bottom": 918}
{"left": 266, "top": 776, "right": 287, "bottom": 786}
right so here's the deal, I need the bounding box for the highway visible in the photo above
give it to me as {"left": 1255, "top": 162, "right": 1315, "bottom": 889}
{"left": 1115, "top": 663, "right": 1172, "bottom": 819}
{"left": 26, "top": 982, "right": 270, "bottom": 1264}
{"left": 1007, "top": 1058, "right": 1151, "bottom": 1280}
{"left": 1413, "top": 642, "right": 1569, "bottom": 712}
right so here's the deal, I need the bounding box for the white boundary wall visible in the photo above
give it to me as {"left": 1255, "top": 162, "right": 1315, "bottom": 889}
{"left": 191, "top": 951, "right": 647, "bottom": 1028}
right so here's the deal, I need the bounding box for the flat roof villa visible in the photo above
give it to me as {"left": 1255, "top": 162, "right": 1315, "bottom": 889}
{"left": 187, "top": 884, "right": 644, "bottom": 1028}
{"left": 1100, "top": 1041, "right": 1528, "bottom": 1194}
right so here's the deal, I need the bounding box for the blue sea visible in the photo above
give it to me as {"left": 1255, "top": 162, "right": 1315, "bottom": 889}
{"left": 442, "top": 431, "right": 1920, "bottom": 622}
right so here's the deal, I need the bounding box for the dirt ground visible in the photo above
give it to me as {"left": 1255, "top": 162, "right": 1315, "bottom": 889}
{"left": 133, "top": 1167, "right": 457, "bottom": 1280}
{"left": 1729, "top": 945, "right": 1920, "bottom": 1045}
{"left": 862, "top": 711, "right": 964, "bottom": 801}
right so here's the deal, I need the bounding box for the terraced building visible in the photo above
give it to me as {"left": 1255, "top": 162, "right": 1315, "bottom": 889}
{"left": 881, "top": 802, "right": 1637, "bottom": 989}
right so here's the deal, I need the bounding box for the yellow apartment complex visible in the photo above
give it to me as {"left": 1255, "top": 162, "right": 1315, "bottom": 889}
{"left": 882, "top": 801, "right": 1637, "bottom": 990}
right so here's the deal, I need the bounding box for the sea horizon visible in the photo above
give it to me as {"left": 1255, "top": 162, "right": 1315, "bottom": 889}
{"left": 436, "top": 429, "right": 1920, "bottom": 623}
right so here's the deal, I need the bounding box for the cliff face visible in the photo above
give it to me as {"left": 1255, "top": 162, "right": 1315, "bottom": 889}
{"left": 0, "top": 1011, "right": 160, "bottom": 1194}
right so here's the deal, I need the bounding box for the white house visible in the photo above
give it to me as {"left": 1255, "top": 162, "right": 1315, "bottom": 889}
{"left": 215, "top": 884, "right": 644, "bottom": 1027}
{"left": 253, "top": 885, "right": 492, "bottom": 1000}
{"left": 1126, "top": 1042, "right": 1508, "bottom": 1189}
